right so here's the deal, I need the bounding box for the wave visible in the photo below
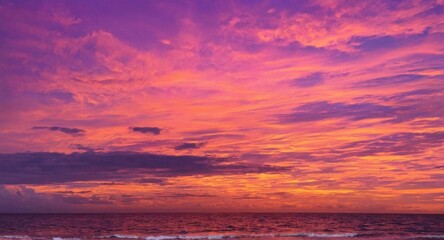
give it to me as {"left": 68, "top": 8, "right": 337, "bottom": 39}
{"left": 0, "top": 236, "right": 32, "bottom": 240}
{"left": 278, "top": 232, "right": 358, "bottom": 238}
{"left": 98, "top": 232, "right": 358, "bottom": 239}
{"left": 0, "top": 236, "right": 81, "bottom": 240}
{"left": 52, "top": 238, "right": 82, "bottom": 240}
{"left": 98, "top": 233, "right": 444, "bottom": 239}
{"left": 101, "top": 235, "right": 232, "bottom": 239}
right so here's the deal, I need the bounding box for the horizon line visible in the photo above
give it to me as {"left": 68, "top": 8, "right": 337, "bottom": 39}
{"left": 1, "top": 211, "right": 443, "bottom": 215}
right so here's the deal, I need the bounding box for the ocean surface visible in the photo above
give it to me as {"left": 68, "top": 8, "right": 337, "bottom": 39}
{"left": 0, "top": 213, "right": 442, "bottom": 240}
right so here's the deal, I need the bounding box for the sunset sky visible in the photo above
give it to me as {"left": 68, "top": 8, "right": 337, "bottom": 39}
{"left": 0, "top": 0, "right": 443, "bottom": 213}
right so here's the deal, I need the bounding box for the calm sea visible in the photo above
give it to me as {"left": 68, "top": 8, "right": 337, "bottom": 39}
{"left": 0, "top": 213, "right": 442, "bottom": 240}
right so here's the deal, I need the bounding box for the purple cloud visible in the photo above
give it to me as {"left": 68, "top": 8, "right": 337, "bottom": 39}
{"left": 130, "top": 127, "right": 162, "bottom": 135}
{"left": 355, "top": 74, "right": 425, "bottom": 88}
{"left": 338, "top": 131, "right": 444, "bottom": 157}
{"left": 174, "top": 142, "right": 206, "bottom": 151}
{"left": 278, "top": 101, "right": 394, "bottom": 123}
{"left": 292, "top": 72, "right": 324, "bottom": 87}
{"left": 0, "top": 151, "right": 289, "bottom": 185}
{"left": 70, "top": 144, "right": 102, "bottom": 152}
{"left": 32, "top": 126, "right": 85, "bottom": 136}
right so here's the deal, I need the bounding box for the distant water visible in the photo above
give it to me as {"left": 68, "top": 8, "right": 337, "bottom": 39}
{"left": 0, "top": 213, "right": 443, "bottom": 240}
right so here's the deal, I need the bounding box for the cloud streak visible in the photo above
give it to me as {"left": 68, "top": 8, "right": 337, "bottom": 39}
{"left": 278, "top": 101, "right": 394, "bottom": 123}
{"left": 32, "top": 126, "right": 85, "bottom": 136}
{"left": 174, "top": 142, "right": 206, "bottom": 151}
{"left": 292, "top": 72, "right": 324, "bottom": 87}
{"left": 0, "top": 151, "right": 288, "bottom": 185}
{"left": 355, "top": 74, "right": 426, "bottom": 88}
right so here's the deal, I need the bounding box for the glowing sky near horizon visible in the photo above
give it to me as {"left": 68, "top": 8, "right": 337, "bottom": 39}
{"left": 0, "top": 0, "right": 443, "bottom": 213}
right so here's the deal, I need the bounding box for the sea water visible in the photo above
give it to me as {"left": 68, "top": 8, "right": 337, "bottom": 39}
{"left": 0, "top": 213, "right": 442, "bottom": 240}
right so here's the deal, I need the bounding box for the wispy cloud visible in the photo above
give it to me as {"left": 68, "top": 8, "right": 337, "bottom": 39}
{"left": 291, "top": 72, "right": 325, "bottom": 87}
{"left": 278, "top": 101, "right": 394, "bottom": 123}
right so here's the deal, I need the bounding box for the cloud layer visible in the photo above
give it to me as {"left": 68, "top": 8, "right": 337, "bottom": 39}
{"left": 0, "top": 0, "right": 443, "bottom": 213}
{"left": 0, "top": 151, "right": 286, "bottom": 185}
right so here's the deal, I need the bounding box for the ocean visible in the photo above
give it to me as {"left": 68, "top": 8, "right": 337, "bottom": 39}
{"left": 0, "top": 213, "right": 442, "bottom": 240}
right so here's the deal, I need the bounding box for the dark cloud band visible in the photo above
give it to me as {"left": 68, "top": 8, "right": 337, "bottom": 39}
{"left": 0, "top": 151, "right": 288, "bottom": 185}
